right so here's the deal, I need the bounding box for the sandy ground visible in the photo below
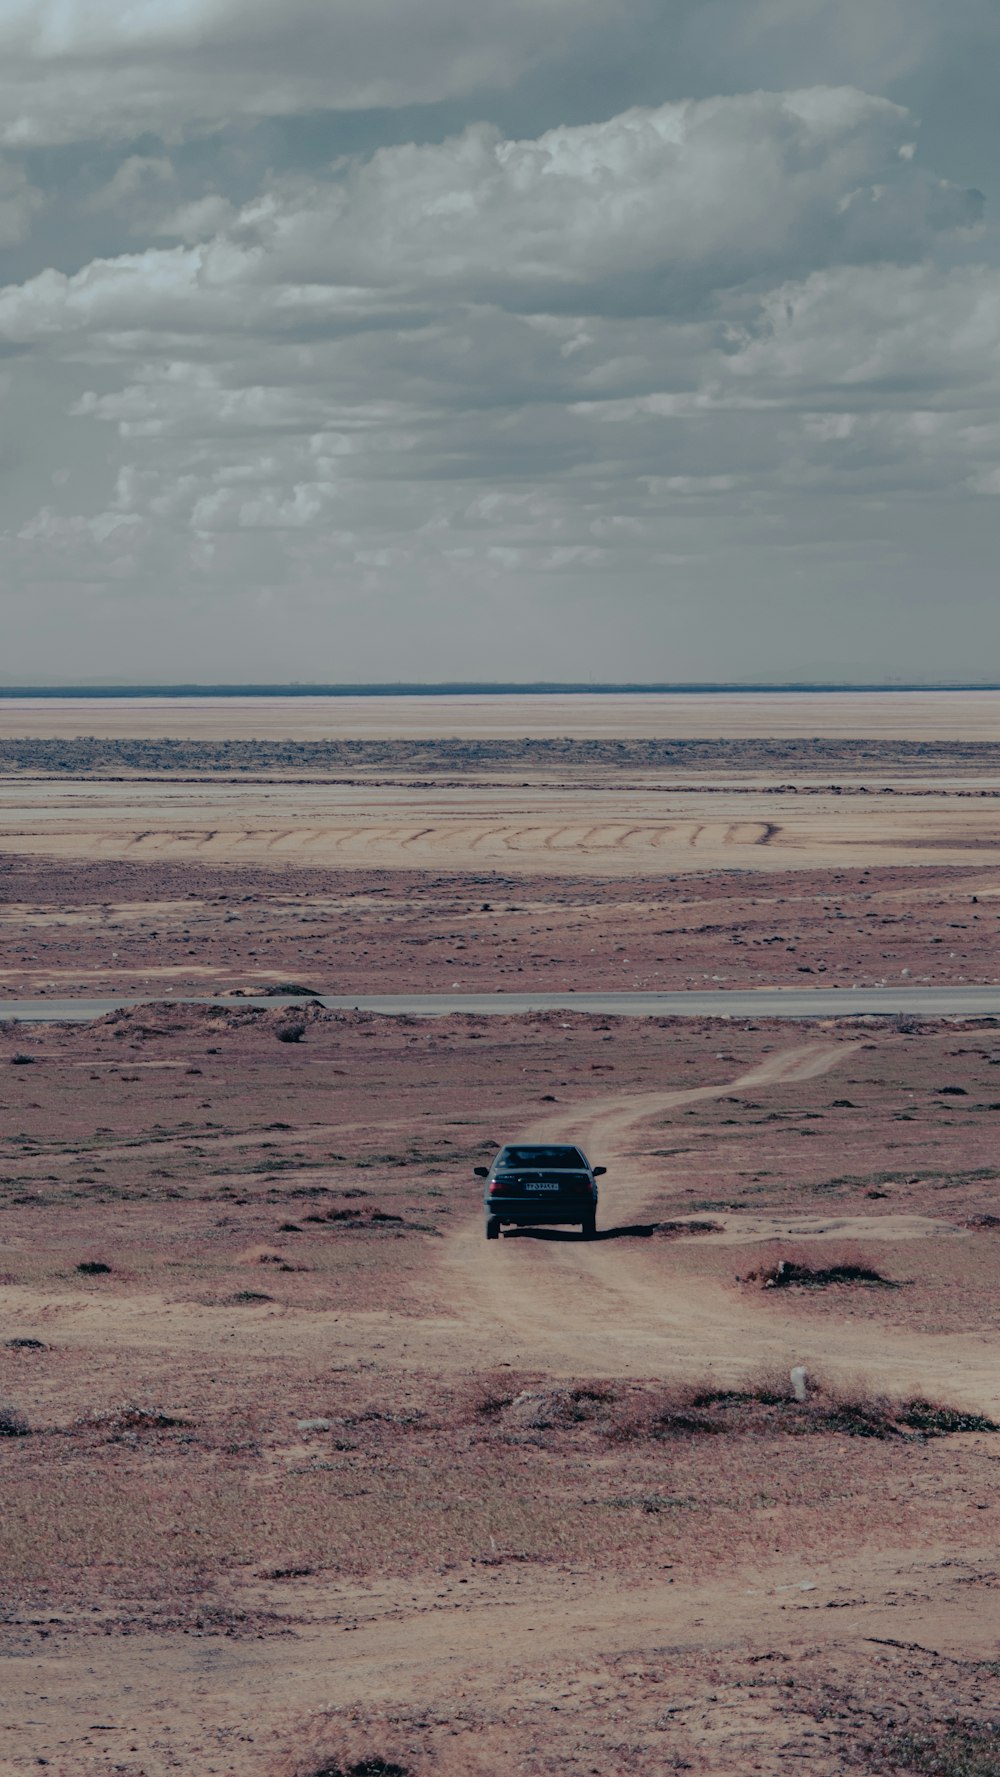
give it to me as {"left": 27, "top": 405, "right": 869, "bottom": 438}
{"left": 3, "top": 704, "right": 1000, "bottom": 1774}
{"left": 4, "top": 688, "right": 1000, "bottom": 740}
{"left": 3, "top": 1008, "right": 1000, "bottom": 1774}
{"left": 5, "top": 777, "right": 1000, "bottom": 875}
{"left": 1, "top": 857, "right": 998, "bottom": 998}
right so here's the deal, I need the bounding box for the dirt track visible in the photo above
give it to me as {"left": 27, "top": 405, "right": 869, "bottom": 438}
{"left": 445, "top": 1044, "right": 1000, "bottom": 1410}
{"left": 6, "top": 1008, "right": 1000, "bottom": 1774}
{"left": 8, "top": 1041, "right": 1000, "bottom": 1404}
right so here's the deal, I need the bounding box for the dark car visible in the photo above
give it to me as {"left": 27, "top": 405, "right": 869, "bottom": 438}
{"left": 474, "top": 1143, "right": 606, "bottom": 1240}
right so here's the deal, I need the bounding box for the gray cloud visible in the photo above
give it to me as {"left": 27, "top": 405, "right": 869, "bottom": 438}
{"left": 0, "top": 0, "right": 622, "bottom": 145}
{"left": 1, "top": 6, "right": 999, "bottom": 681}
{"left": 0, "top": 155, "right": 44, "bottom": 245}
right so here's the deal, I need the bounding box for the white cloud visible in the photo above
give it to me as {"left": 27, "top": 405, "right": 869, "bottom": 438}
{"left": 248, "top": 89, "right": 978, "bottom": 311}
{"left": 0, "top": 89, "right": 979, "bottom": 355}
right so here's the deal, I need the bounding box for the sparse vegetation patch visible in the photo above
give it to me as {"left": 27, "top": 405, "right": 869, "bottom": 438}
{"left": 476, "top": 1375, "right": 996, "bottom": 1445}
{"left": 742, "top": 1246, "right": 897, "bottom": 1290}
{"left": 72, "top": 1402, "right": 188, "bottom": 1436}
{"left": 875, "top": 1721, "right": 1000, "bottom": 1776}
{"left": 0, "top": 1402, "right": 30, "bottom": 1437}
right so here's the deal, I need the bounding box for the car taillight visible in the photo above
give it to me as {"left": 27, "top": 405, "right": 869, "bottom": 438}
{"left": 488, "top": 1179, "right": 503, "bottom": 1194}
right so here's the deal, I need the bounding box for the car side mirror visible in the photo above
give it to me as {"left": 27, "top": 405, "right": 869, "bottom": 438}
{"left": 473, "top": 1166, "right": 489, "bottom": 1178}
{"left": 592, "top": 1166, "right": 606, "bottom": 1177}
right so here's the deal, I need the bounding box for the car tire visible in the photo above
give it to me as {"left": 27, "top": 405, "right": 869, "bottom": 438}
{"left": 581, "top": 1213, "right": 597, "bottom": 1240}
{"left": 485, "top": 1216, "right": 501, "bottom": 1240}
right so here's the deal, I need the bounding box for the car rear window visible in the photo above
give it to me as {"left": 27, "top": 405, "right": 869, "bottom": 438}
{"left": 498, "top": 1146, "right": 586, "bottom": 1168}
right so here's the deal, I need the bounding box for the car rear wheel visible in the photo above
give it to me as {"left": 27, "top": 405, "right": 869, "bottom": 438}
{"left": 581, "top": 1213, "right": 597, "bottom": 1240}
{"left": 485, "top": 1216, "right": 501, "bottom": 1240}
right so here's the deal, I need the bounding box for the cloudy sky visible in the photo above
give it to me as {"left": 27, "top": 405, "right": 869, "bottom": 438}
{"left": 2, "top": 1, "right": 999, "bottom": 684}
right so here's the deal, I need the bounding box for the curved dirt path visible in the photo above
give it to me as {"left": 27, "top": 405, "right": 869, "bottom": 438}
{"left": 444, "top": 1042, "right": 1000, "bottom": 1412}
{"left": 11, "top": 1042, "right": 1000, "bottom": 1413}
{"left": 8, "top": 1040, "right": 1000, "bottom": 1774}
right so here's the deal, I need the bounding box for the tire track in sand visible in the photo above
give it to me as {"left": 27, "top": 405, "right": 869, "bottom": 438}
{"left": 444, "top": 1041, "right": 1000, "bottom": 1412}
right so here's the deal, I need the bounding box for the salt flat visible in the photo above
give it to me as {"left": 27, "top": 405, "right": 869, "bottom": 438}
{"left": 2, "top": 775, "right": 999, "bottom": 873}
{"left": 3, "top": 687, "right": 1000, "bottom": 740}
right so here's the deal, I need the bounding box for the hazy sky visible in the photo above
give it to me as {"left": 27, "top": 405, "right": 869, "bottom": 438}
{"left": 2, "top": 2, "right": 1000, "bottom": 683}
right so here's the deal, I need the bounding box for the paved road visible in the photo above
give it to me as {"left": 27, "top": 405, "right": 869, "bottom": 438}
{"left": 2, "top": 987, "right": 1000, "bottom": 1022}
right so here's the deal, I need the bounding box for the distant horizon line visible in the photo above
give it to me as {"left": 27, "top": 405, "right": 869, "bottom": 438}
{"left": 2, "top": 681, "right": 1000, "bottom": 698}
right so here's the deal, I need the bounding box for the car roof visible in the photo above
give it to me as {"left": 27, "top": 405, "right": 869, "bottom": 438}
{"left": 497, "top": 1143, "right": 587, "bottom": 1161}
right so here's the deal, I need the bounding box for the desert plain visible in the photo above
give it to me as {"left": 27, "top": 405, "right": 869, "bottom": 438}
{"left": 3, "top": 692, "right": 1000, "bottom": 1777}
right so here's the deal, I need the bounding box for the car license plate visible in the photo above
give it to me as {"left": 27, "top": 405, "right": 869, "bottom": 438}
{"left": 526, "top": 1182, "right": 560, "bottom": 1191}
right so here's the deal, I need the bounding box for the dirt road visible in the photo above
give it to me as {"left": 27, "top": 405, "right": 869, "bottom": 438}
{"left": 10, "top": 1041, "right": 1000, "bottom": 1411}
{"left": 7, "top": 1035, "right": 1000, "bottom": 1774}
{"left": 445, "top": 1043, "right": 1000, "bottom": 1412}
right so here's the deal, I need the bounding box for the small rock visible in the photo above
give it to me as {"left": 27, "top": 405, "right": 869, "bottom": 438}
{"left": 297, "top": 1417, "right": 332, "bottom": 1433}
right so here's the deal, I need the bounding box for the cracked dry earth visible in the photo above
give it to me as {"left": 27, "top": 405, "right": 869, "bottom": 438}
{"left": 2, "top": 1006, "right": 1000, "bottom": 1774}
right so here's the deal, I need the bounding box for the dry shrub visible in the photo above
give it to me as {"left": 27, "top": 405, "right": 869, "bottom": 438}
{"left": 274, "top": 1713, "right": 497, "bottom": 1777}
{"left": 288, "top": 1758, "right": 409, "bottom": 1777}
{"left": 470, "top": 1373, "right": 611, "bottom": 1428}
{"left": 0, "top": 1401, "right": 30, "bottom": 1437}
{"left": 742, "top": 1243, "right": 896, "bottom": 1290}
{"left": 317, "top": 1205, "right": 406, "bottom": 1231}
{"left": 504, "top": 1383, "right": 612, "bottom": 1430}
{"left": 241, "top": 1247, "right": 310, "bottom": 1272}
{"left": 602, "top": 1379, "right": 716, "bottom": 1442}
{"left": 898, "top": 1400, "right": 997, "bottom": 1436}
{"left": 72, "top": 1403, "right": 186, "bottom": 1435}
{"left": 507, "top": 1370, "right": 1000, "bottom": 1445}
{"left": 875, "top": 1721, "right": 1000, "bottom": 1775}
{"left": 786, "top": 1375, "right": 996, "bottom": 1441}
{"left": 654, "top": 1218, "right": 722, "bottom": 1237}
